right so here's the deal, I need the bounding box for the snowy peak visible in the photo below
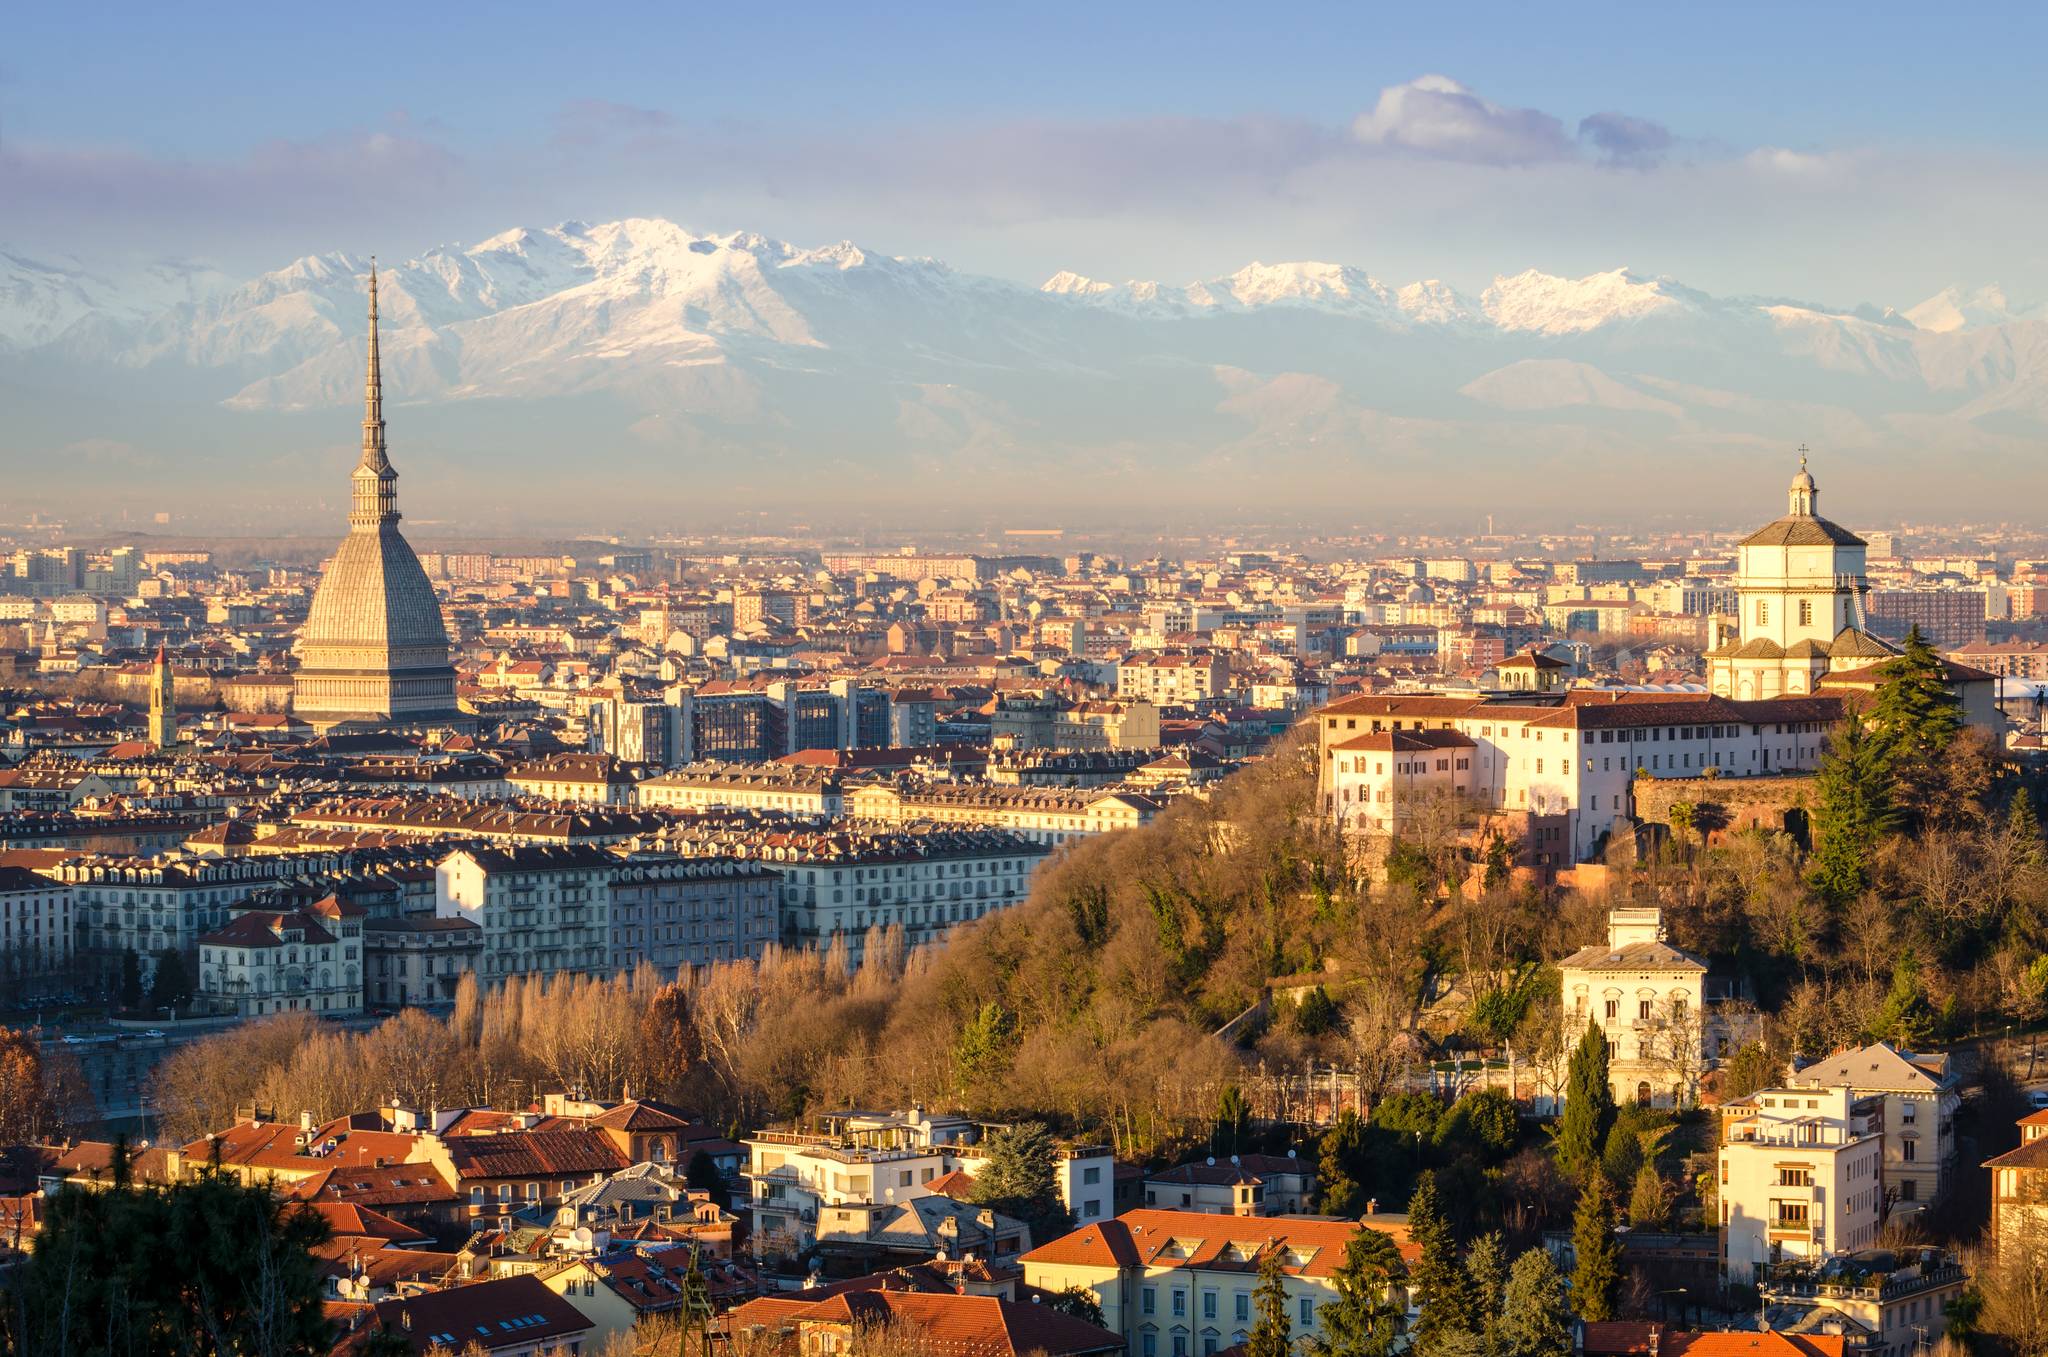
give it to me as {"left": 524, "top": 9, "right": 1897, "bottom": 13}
{"left": 1481, "top": 267, "right": 1703, "bottom": 335}
{"left": 1904, "top": 283, "right": 2036, "bottom": 333}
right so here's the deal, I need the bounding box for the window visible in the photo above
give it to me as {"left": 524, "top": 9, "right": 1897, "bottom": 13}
{"left": 1142, "top": 1288, "right": 1157, "bottom": 1317}
{"left": 1203, "top": 1292, "right": 1217, "bottom": 1320}
{"left": 1235, "top": 1294, "right": 1249, "bottom": 1323}
{"left": 1299, "top": 1298, "right": 1314, "bottom": 1327}
{"left": 1799, "top": 599, "right": 1813, "bottom": 626}
{"left": 1143, "top": 1336, "right": 1158, "bottom": 1357}
{"left": 1083, "top": 1166, "right": 1102, "bottom": 1185}
{"left": 1638, "top": 1000, "right": 1652, "bottom": 1021}
{"left": 1903, "top": 1138, "right": 1918, "bottom": 1162}
{"left": 1604, "top": 999, "right": 1618, "bottom": 1020}
{"left": 1173, "top": 1290, "right": 1187, "bottom": 1318}
{"left": 1777, "top": 1167, "right": 1812, "bottom": 1187}
{"left": 1757, "top": 600, "right": 1769, "bottom": 625}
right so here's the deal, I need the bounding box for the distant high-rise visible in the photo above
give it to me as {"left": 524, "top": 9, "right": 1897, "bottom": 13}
{"left": 293, "top": 264, "right": 464, "bottom": 732}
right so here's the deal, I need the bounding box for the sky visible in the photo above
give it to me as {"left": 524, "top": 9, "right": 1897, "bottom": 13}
{"left": 8, "top": 0, "right": 2048, "bottom": 307}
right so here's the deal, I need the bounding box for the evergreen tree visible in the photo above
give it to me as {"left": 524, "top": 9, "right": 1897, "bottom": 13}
{"left": 1807, "top": 716, "right": 1896, "bottom": 904}
{"left": 117, "top": 949, "right": 143, "bottom": 1010}
{"left": 952, "top": 1000, "right": 1017, "bottom": 1092}
{"left": 1216, "top": 1083, "right": 1254, "bottom": 1155}
{"left": 1867, "top": 951, "right": 1939, "bottom": 1046}
{"left": 1317, "top": 1110, "right": 1368, "bottom": 1217}
{"left": 1555, "top": 1020, "right": 1614, "bottom": 1179}
{"left": 1570, "top": 1173, "right": 1623, "bottom": 1322}
{"left": 1496, "top": 1249, "right": 1574, "bottom": 1357}
{"left": 1408, "top": 1171, "right": 1473, "bottom": 1352}
{"left": 1463, "top": 1232, "right": 1509, "bottom": 1351}
{"left": 1312, "top": 1228, "right": 1408, "bottom": 1357}
{"left": 1294, "top": 985, "right": 1339, "bottom": 1037}
{"left": 148, "top": 948, "right": 191, "bottom": 1012}
{"left": 1867, "top": 626, "right": 1963, "bottom": 769}
{"left": 1247, "top": 1248, "right": 1293, "bottom": 1357}
{"left": 965, "top": 1121, "right": 1071, "bottom": 1246}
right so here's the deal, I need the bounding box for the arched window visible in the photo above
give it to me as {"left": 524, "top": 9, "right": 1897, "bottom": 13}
{"left": 1636, "top": 1081, "right": 1652, "bottom": 1107}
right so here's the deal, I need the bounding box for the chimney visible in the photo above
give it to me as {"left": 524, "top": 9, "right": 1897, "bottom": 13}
{"left": 299, "top": 1110, "right": 314, "bottom": 1132}
{"left": 1366, "top": 1198, "right": 1377, "bottom": 1216}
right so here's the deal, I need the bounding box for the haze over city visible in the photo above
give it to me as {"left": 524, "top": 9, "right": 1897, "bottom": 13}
{"left": 10, "top": 2, "right": 2048, "bottom": 529}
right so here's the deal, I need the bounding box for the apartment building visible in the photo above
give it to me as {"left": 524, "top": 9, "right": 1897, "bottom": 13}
{"left": 363, "top": 914, "right": 484, "bottom": 1006}
{"left": 1141, "top": 1153, "right": 1318, "bottom": 1216}
{"left": 0, "top": 865, "right": 73, "bottom": 985}
{"left": 1982, "top": 1107, "right": 2048, "bottom": 1252}
{"left": 846, "top": 783, "right": 1159, "bottom": 847}
{"left": 1789, "top": 1045, "right": 1959, "bottom": 1212}
{"left": 606, "top": 857, "right": 779, "bottom": 971}
{"left": 745, "top": 1109, "right": 1114, "bottom": 1259}
{"left": 436, "top": 845, "right": 615, "bottom": 981}
{"left": 1718, "top": 1086, "right": 1885, "bottom": 1283}
{"left": 637, "top": 762, "right": 847, "bottom": 816}
{"left": 1021, "top": 1210, "right": 1415, "bottom": 1357}
{"left": 1116, "top": 653, "right": 1230, "bottom": 706}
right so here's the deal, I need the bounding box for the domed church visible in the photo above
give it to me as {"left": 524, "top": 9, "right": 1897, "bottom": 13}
{"left": 293, "top": 265, "right": 466, "bottom": 733}
{"left": 1705, "top": 453, "right": 1899, "bottom": 701}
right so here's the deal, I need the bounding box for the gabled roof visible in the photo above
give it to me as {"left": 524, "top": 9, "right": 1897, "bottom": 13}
{"left": 728, "top": 1288, "right": 1124, "bottom": 1357}
{"left": 442, "top": 1129, "right": 629, "bottom": 1180}
{"left": 1789, "top": 1043, "right": 1950, "bottom": 1094}
{"left": 368, "top": 1274, "right": 591, "bottom": 1355}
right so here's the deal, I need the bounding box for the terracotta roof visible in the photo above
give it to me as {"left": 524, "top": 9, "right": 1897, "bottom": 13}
{"left": 1666, "top": 1333, "right": 1847, "bottom": 1357}
{"left": 368, "top": 1274, "right": 592, "bottom": 1355}
{"left": 1019, "top": 1209, "right": 1416, "bottom": 1276}
{"left": 1739, "top": 515, "right": 1865, "bottom": 549}
{"left": 442, "top": 1129, "right": 629, "bottom": 1180}
{"left": 728, "top": 1288, "right": 1123, "bottom": 1357}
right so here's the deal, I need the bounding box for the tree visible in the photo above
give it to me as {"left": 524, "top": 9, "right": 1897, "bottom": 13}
{"left": 1968, "top": 1222, "right": 2048, "bottom": 1357}
{"left": 953, "top": 1000, "right": 1017, "bottom": 1094}
{"left": 1718, "top": 1042, "right": 1780, "bottom": 1101}
{"left": 1317, "top": 1110, "right": 1369, "bottom": 1217}
{"left": 1312, "top": 1228, "right": 1407, "bottom": 1357}
{"left": 118, "top": 949, "right": 143, "bottom": 1010}
{"left": 1, "top": 1165, "right": 333, "bottom": 1357}
{"left": 1215, "top": 1083, "right": 1253, "bottom": 1155}
{"left": 1046, "top": 1285, "right": 1106, "bottom": 1327}
{"left": 148, "top": 948, "right": 192, "bottom": 1012}
{"left": 1868, "top": 951, "right": 1939, "bottom": 1047}
{"left": 1294, "top": 986, "right": 1339, "bottom": 1037}
{"left": 1463, "top": 1233, "right": 1509, "bottom": 1353}
{"left": 1496, "top": 1248, "right": 1574, "bottom": 1357}
{"left": 1248, "top": 1248, "right": 1293, "bottom": 1357}
{"left": 1437, "top": 1090, "right": 1519, "bottom": 1161}
{"left": 1570, "top": 1173, "right": 1624, "bottom": 1322}
{"left": 1867, "top": 626, "right": 1965, "bottom": 823}
{"left": 1627, "top": 1164, "right": 1669, "bottom": 1230}
{"left": 1555, "top": 1020, "right": 1614, "bottom": 1179}
{"left": 1808, "top": 716, "right": 1896, "bottom": 904}
{"left": 0, "top": 1029, "right": 60, "bottom": 1145}
{"left": 1408, "top": 1171, "right": 1473, "bottom": 1351}
{"left": 685, "top": 1150, "right": 727, "bottom": 1203}
{"left": 636, "top": 981, "right": 700, "bottom": 1100}
{"left": 965, "top": 1121, "right": 1070, "bottom": 1246}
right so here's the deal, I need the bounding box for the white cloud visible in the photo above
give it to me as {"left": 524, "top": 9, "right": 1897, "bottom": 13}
{"left": 1351, "top": 74, "right": 1574, "bottom": 166}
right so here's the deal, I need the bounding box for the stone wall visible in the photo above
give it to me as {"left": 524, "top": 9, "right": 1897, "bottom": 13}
{"left": 1632, "top": 772, "right": 1817, "bottom": 848}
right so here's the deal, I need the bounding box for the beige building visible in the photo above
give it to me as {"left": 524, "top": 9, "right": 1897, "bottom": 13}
{"left": 846, "top": 783, "right": 1160, "bottom": 847}
{"left": 1558, "top": 906, "right": 1710, "bottom": 1110}
{"left": 1116, "top": 653, "right": 1229, "bottom": 706}
{"left": 1789, "top": 1044, "right": 1958, "bottom": 1212}
{"left": 1021, "top": 1210, "right": 1415, "bottom": 1357}
{"left": 1717, "top": 1085, "right": 1885, "bottom": 1283}
{"left": 1325, "top": 728, "right": 1477, "bottom": 837}
{"left": 1983, "top": 1107, "right": 2048, "bottom": 1252}
{"left": 195, "top": 896, "right": 365, "bottom": 1017}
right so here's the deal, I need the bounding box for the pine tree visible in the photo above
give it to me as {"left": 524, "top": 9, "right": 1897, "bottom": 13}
{"left": 1570, "top": 1173, "right": 1623, "bottom": 1322}
{"left": 1868, "top": 951, "right": 1938, "bottom": 1046}
{"left": 965, "top": 1121, "right": 1071, "bottom": 1246}
{"left": 1248, "top": 1248, "right": 1293, "bottom": 1357}
{"left": 148, "top": 948, "right": 191, "bottom": 1012}
{"left": 1807, "top": 716, "right": 1896, "bottom": 904}
{"left": 1555, "top": 1019, "right": 1614, "bottom": 1179}
{"left": 1312, "top": 1228, "right": 1407, "bottom": 1357}
{"left": 1317, "top": 1109, "right": 1368, "bottom": 1217}
{"left": 1463, "top": 1232, "right": 1509, "bottom": 1352}
{"left": 1496, "top": 1249, "right": 1574, "bottom": 1357}
{"left": 1867, "top": 625, "right": 1963, "bottom": 767}
{"left": 1408, "top": 1171, "right": 1473, "bottom": 1352}
{"left": 953, "top": 1000, "right": 1017, "bottom": 1092}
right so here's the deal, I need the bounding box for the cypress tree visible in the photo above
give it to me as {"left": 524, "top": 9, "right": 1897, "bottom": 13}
{"left": 1315, "top": 1228, "right": 1408, "bottom": 1357}
{"left": 1570, "top": 1172, "right": 1623, "bottom": 1322}
{"left": 1497, "top": 1249, "right": 1574, "bottom": 1357}
{"left": 1556, "top": 1019, "right": 1614, "bottom": 1179}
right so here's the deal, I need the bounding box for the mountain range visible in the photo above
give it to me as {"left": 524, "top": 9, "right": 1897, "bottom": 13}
{"left": 4, "top": 218, "right": 2047, "bottom": 527}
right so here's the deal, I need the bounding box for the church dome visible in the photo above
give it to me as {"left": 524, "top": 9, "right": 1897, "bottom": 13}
{"left": 293, "top": 262, "right": 462, "bottom": 731}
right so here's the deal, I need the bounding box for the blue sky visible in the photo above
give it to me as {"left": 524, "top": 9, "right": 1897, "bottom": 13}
{"left": 8, "top": 1, "right": 2048, "bottom": 303}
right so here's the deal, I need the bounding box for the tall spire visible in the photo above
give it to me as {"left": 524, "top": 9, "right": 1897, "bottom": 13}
{"left": 350, "top": 258, "right": 399, "bottom": 528}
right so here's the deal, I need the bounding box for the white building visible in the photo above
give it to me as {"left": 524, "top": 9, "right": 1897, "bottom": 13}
{"left": 196, "top": 895, "right": 365, "bottom": 1017}
{"left": 436, "top": 845, "right": 615, "bottom": 981}
{"left": 744, "top": 1109, "right": 1114, "bottom": 1259}
{"left": 1557, "top": 906, "right": 1711, "bottom": 1109}
{"left": 1705, "top": 457, "right": 1900, "bottom": 700}
{"left": 1718, "top": 1084, "right": 1885, "bottom": 1283}
{"left": 636, "top": 763, "right": 847, "bottom": 816}
{"left": 1789, "top": 1043, "right": 1959, "bottom": 1213}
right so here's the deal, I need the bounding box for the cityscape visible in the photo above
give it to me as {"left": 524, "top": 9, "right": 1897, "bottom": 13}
{"left": 7, "top": 7, "right": 2048, "bottom": 1357}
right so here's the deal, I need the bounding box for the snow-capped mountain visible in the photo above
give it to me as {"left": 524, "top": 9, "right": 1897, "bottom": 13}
{"left": 5, "top": 218, "right": 2048, "bottom": 521}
